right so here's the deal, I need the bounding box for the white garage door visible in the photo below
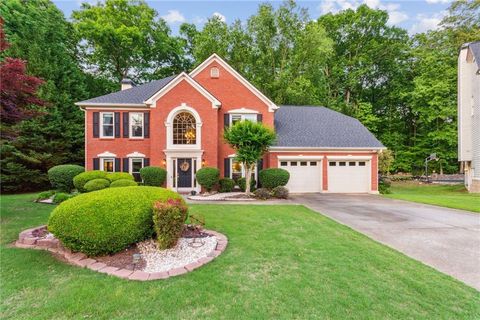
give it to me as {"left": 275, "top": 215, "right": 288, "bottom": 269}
{"left": 279, "top": 160, "right": 322, "bottom": 193}
{"left": 327, "top": 160, "right": 370, "bottom": 193}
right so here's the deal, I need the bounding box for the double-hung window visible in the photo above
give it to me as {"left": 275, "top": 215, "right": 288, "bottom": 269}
{"left": 101, "top": 158, "right": 115, "bottom": 172}
{"left": 230, "top": 114, "right": 257, "bottom": 126}
{"left": 100, "top": 112, "right": 114, "bottom": 138}
{"left": 130, "top": 112, "right": 144, "bottom": 138}
{"left": 130, "top": 158, "right": 144, "bottom": 181}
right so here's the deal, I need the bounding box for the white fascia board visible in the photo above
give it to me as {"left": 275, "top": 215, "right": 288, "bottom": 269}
{"left": 97, "top": 151, "right": 117, "bottom": 157}
{"left": 189, "top": 54, "right": 278, "bottom": 112}
{"left": 75, "top": 102, "right": 146, "bottom": 107}
{"left": 126, "top": 152, "right": 146, "bottom": 158}
{"left": 277, "top": 155, "right": 324, "bottom": 160}
{"left": 327, "top": 155, "right": 372, "bottom": 161}
{"left": 143, "top": 72, "right": 221, "bottom": 109}
{"left": 269, "top": 147, "right": 385, "bottom": 151}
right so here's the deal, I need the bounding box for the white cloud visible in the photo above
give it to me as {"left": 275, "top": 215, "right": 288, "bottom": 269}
{"left": 212, "top": 12, "right": 227, "bottom": 22}
{"left": 425, "top": 0, "right": 450, "bottom": 4}
{"left": 318, "top": 0, "right": 408, "bottom": 26}
{"left": 409, "top": 12, "right": 445, "bottom": 34}
{"left": 161, "top": 10, "right": 186, "bottom": 24}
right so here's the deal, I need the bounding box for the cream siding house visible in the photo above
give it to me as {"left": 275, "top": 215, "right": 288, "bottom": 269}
{"left": 458, "top": 41, "right": 480, "bottom": 193}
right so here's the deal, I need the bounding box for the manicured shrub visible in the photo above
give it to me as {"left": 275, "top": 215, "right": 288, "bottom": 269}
{"left": 37, "top": 190, "right": 56, "bottom": 201}
{"left": 196, "top": 167, "right": 220, "bottom": 192}
{"left": 140, "top": 166, "right": 167, "bottom": 186}
{"left": 48, "top": 186, "right": 184, "bottom": 256}
{"left": 106, "top": 172, "right": 134, "bottom": 183}
{"left": 272, "top": 186, "right": 289, "bottom": 199}
{"left": 238, "top": 177, "right": 256, "bottom": 192}
{"left": 53, "top": 192, "right": 74, "bottom": 204}
{"left": 379, "top": 176, "right": 392, "bottom": 194}
{"left": 48, "top": 164, "right": 85, "bottom": 192}
{"left": 73, "top": 170, "right": 107, "bottom": 192}
{"left": 259, "top": 168, "right": 290, "bottom": 189}
{"left": 152, "top": 199, "right": 189, "bottom": 249}
{"left": 219, "top": 178, "right": 235, "bottom": 193}
{"left": 84, "top": 178, "right": 110, "bottom": 192}
{"left": 254, "top": 188, "right": 271, "bottom": 200}
{"left": 110, "top": 179, "right": 138, "bottom": 188}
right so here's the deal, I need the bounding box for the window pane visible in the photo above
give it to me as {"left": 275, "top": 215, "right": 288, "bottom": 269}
{"left": 103, "top": 113, "right": 113, "bottom": 125}
{"left": 132, "top": 125, "right": 143, "bottom": 137}
{"left": 329, "top": 162, "right": 336, "bottom": 166}
{"left": 243, "top": 114, "right": 257, "bottom": 122}
{"left": 300, "top": 161, "right": 307, "bottom": 166}
{"left": 231, "top": 160, "right": 242, "bottom": 181}
{"left": 231, "top": 114, "right": 242, "bottom": 126}
{"left": 130, "top": 113, "right": 143, "bottom": 137}
{"left": 131, "top": 159, "right": 143, "bottom": 173}
{"left": 359, "top": 161, "right": 366, "bottom": 166}
{"left": 290, "top": 161, "right": 297, "bottom": 166}
{"left": 103, "top": 125, "right": 113, "bottom": 137}
{"left": 310, "top": 162, "right": 317, "bottom": 166}
{"left": 280, "top": 161, "right": 288, "bottom": 166}
{"left": 349, "top": 162, "right": 356, "bottom": 166}
{"left": 173, "top": 112, "right": 196, "bottom": 144}
{"left": 102, "top": 113, "right": 114, "bottom": 137}
{"left": 103, "top": 159, "right": 114, "bottom": 172}
{"left": 339, "top": 162, "right": 346, "bottom": 166}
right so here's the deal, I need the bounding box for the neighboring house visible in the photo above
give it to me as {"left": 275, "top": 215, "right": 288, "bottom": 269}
{"left": 458, "top": 41, "right": 480, "bottom": 193}
{"left": 76, "top": 54, "right": 384, "bottom": 194}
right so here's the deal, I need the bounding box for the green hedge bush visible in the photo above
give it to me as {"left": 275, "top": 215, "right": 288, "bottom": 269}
{"left": 238, "top": 177, "right": 256, "bottom": 192}
{"left": 254, "top": 188, "right": 271, "bottom": 200}
{"left": 48, "top": 164, "right": 84, "bottom": 192}
{"left": 140, "top": 167, "right": 167, "bottom": 186}
{"left": 106, "top": 172, "right": 134, "bottom": 182}
{"left": 110, "top": 179, "right": 138, "bottom": 188}
{"left": 219, "top": 178, "right": 235, "bottom": 193}
{"left": 48, "top": 186, "right": 184, "bottom": 256}
{"left": 37, "top": 190, "right": 55, "bottom": 201}
{"left": 53, "top": 192, "right": 74, "bottom": 204}
{"left": 153, "top": 199, "right": 188, "bottom": 249}
{"left": 196, "top": 167, "right": 219, "bottom": 191}
{"left": 272, "top": 186, "right": 289, "bottom": 199}
{"left": 84, "top": 178, "right": 110, "bottom": 192}
{"left": 73, "top": 170, "right": 107, "bottom": 192}
{"left": 259, "top": 168, "right": 290, "bottom": 189}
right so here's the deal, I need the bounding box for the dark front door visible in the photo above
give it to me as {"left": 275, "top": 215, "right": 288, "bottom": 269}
{"left": 177, "top": 158, "right": 192, "bottom": 188}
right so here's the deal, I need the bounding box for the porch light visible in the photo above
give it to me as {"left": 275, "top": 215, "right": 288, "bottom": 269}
{"left": 162, "top": 159, "right": 166, "bottom": 166}
{"left": 202, "top": 159, "right": 206, "bottom": 166}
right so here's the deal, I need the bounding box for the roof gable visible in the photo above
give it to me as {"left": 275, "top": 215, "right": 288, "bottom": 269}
{"left": 189, "top": 54, "right": 278, "bottom": 112}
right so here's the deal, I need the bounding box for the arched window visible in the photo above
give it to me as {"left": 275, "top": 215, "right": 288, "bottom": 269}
{"left": 173, "top": 112, "right": 196, "bottom": 144}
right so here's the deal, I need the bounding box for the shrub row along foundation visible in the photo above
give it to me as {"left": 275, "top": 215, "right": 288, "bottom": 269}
{"left": 15, "top": 225, "right": 228, "bottom": 281}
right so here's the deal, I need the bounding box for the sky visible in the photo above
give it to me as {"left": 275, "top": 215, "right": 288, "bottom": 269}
{"left": 53, "top": 0, "right": 452, "bottom": 35}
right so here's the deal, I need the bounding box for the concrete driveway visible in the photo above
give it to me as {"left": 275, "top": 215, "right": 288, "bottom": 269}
{"left": 292, "top": 194, "right": 480, "bottom": 290}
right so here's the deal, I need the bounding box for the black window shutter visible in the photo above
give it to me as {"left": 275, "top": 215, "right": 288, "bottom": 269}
{"left": 93, "top": 112, "right": 100, "bottom": 138}
{"left": 93, "top": 158, "right": 100, "bottom": 170}
{"left": 144, "top": 158, "right": 150, "bottom": 167}
{"left": 257, "top": 114, "right": 263, "bottom": 123}
{"left": 114, "top": 112, "right": 120, "bottom": 137}
{"left": 123, "top": 112, "right": 129, "bottom": 138}
{"left": 144, "top": 112, "right": 150, "bottom": 138}
{"left": 115, "top": 158, "right": 121, "bottom": 172}
{"left": 123, "top": 158, "right": 129, "bottom": 172}
{"left": 224, "top": 114, "right": 230, "bottom": 128}
{"left": 257, "top": 159, "right": 263, "bottom": 187}
{"left": 224, "top": 158, "right": 230, "bottom": 178}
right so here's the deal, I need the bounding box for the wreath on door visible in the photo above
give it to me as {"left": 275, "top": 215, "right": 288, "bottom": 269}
{"left": 180, "top": 161, "right": 190, "bottom": 172}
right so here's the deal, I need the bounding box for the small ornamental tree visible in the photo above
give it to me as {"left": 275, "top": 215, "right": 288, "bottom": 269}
{"left": 224, "top": 121, "right": 276, "bottom": 195}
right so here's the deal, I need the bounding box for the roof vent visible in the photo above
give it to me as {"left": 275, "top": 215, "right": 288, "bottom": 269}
{"left": 121, "top": 78, "right": 135, "bottom": 91}
{"left": 210, "top": 67, "right": 219, "bottom": 78}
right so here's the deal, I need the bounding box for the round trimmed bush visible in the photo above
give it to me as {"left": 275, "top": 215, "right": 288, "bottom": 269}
{"left": 48, "top": 186, "right": 184, "bottom": 256}
{"left": 254, "top": 188, "right": 271, "bottom": 200}
{"left": 196, "top": 167, "right": 220, "bottom": 191}
{"left": 140, "top": 166, "right": 167, "bottom": 186}
{"left": 84, "top": 178, "right": 110, "bottom": 192}
{"left": 219, "top": 178, "right": 235, "bottom": 193}
{"left": 272, "top": 186, "right": 289, "bottom": 199}
{"left": 106, "top": 172, "right": 134, "bottom": 183}
{"left": 238, "top": 177, "right": 256, "bottom": 192}
{"left": 73, "top": 170, "right": 108, "bottom": 192}
{"left": 48, "top": 164, "right": 84, "bottom": 192}
{"left": 110, "top": 179, "right": 138, "bottom": 188}
{"left": 259, "top": 168, "right": 290, "bottom": 189}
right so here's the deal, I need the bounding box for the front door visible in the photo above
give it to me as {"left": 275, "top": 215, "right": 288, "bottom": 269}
{"left": 177, "top": 158, "right": 192, "bottom": 188}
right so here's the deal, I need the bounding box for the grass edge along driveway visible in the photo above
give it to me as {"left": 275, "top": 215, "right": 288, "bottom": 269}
{"left": 385, "top": 182, "right": 480, "bottom": 213}
{"left": 1, "top": 193, "right": 479, "bottom": 319}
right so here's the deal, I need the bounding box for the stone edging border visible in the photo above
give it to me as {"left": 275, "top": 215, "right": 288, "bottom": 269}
{"left": 15, "top": 225, "right": 228, "bottom": 281}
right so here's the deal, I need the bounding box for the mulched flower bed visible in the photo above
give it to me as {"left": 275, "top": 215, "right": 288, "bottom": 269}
{"left": 15, "top": 225, "right": 228, "bottom": 281}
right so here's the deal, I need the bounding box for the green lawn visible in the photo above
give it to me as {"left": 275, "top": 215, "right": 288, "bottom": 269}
{"left": 385, "top": 182, "right": 480, "bottom": 213}
{"left": 1, "top": 194, "right": 479, "bottom": 319}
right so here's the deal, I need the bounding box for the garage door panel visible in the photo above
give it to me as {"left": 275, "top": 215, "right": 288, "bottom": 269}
{"left": 280, "top": 160, "right": 322, "bottom": 193}
{"left": 327, "top": 160, "right": 369, "bottom": 193}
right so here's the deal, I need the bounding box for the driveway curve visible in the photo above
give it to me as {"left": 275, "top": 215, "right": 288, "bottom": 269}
{"left": 292, "top": 194, "right": 480, "bottom": 290}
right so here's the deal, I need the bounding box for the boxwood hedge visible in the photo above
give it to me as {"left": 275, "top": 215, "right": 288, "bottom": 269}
{"left": 259, "top": 168, "right": 290, "bottom": 189}
{"left": 106, "top": 172, "right": 134, "bottom": 182}
{"left": 196, "top": 167, "right": 219, "bottom": 191}
{"left": 73, "top": 170, "right": 107, "bottom": 192}
{"left": 48, "top": 186, "right": 184, "bottom": 256}
{"left": 110, "top": 179, "right": 138, "bottom": 188}
{"left": 48, "top": 164, "right": 84, "bottom": 192}
{"left": 84, "top": 178, "right": 110, "bottom": 192}
{"left": 140, "top": 167, "right": 167, "bottom": 186}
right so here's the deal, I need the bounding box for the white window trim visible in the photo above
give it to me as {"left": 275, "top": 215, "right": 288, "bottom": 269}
{"left": 100, "top": 158, "right": 115, "bottom": 172}
{"left": 126, "top": 151, "right": 146, "bottom": 158}
{"left": 165, "top": 104, "right": 202, "bottom": 150}
{"left": 129, "top": 157, "right": 144, "bottom": 175}
{"left": 229, "top": 113, "right": 257, "bottom": 126}
{"left": 228, "top": 108, "right": 259, "bottom": 114}
{"left": 228, "top": 156, "right": 258, "bottom": 182}
{"left": 97, "top": 151, "right": 117, "bottom": 158}
{"left": 129, "top": 112, "right": 144, "bottom": 139}
{"left": 100, "top": 112, "right": 114, "bottom": 139}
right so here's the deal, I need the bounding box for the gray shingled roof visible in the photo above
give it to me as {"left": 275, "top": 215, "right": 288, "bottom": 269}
{"left": 77, "top": 75, "right": 176, "bottom": 105}
{"left": 468, "top": 41, "right": 480, "bottom": 70}
{"left": 274, "top": 106, "right": 384, "bottom": 148}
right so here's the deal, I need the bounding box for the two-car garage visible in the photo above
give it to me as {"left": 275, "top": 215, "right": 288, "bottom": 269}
{"left": 279, "top": 156, "right": 372, "bottom": 193}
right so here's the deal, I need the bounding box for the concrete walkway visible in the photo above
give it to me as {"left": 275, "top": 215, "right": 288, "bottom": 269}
{"left": 292, "top": 194, "right": 480, "bottom": 290}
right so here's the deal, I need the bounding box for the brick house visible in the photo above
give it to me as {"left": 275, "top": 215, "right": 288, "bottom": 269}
{"left": 76, "top": 54, "right": 384, "bottom": 193}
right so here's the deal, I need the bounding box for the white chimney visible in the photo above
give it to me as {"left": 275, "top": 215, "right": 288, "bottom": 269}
{"left": 121, "top": 78, "right": 135, "bottom": 91}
